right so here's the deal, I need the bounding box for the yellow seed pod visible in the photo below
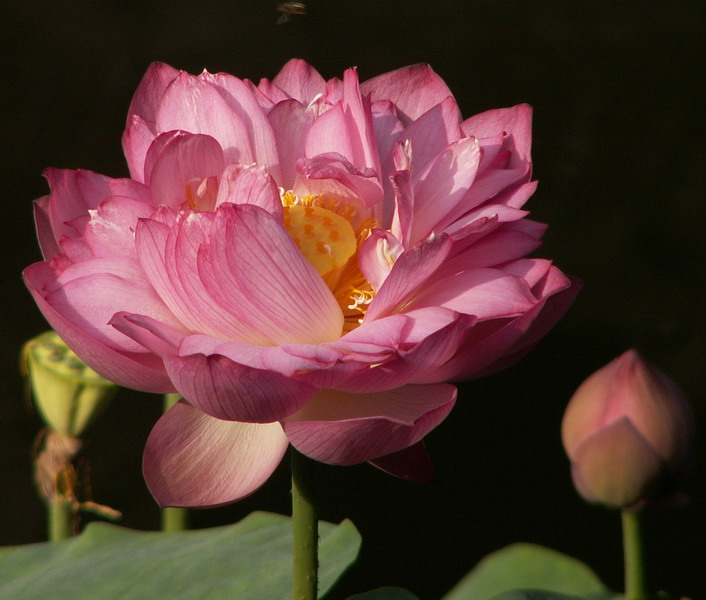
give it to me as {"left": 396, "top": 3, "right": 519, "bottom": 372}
{"left": 21, "top": 331, "right": 117, "bottom": 437}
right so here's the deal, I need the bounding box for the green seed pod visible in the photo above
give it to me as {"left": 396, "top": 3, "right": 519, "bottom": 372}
{"left": 22, "top": 331, "right": 117, "bottom": 437}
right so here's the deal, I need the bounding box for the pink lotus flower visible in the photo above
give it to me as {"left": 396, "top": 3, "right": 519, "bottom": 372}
{"left": 25, "top": 60, "right": 578, "bottom": 507}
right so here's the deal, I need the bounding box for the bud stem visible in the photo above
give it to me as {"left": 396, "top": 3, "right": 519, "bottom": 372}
{"left": 161, "top": 393, "right": 189, "bottom": 532}
{"left": 291, "top": 447, "right": 318, "bottom": 600}
{"left": 621, "top": 508, "right": 646, "bottom": 600}
{"left": 49, "top": 498, "right": 75, "bottom": 541}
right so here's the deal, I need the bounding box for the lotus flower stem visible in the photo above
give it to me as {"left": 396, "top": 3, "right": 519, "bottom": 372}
{"left": 160, "top": 393, "right": 188, "bottom": 532}
{"left": 621, "top": 508, "right": 646, "bottom": 600}
{"left": 291, "top": 448, "right": 318, "bottom": 600}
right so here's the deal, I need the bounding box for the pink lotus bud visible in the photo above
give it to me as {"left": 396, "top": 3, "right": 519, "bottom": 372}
{"left": 561, "top": 350, "right": 694, "bottom": 508}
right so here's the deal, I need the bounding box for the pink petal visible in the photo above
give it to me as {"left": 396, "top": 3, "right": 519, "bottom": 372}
{"left": 436, "top": 274, "right": 579, "bottom": 381}
{"left": 83, "top": 196, "right": 156, "bottom": 259}
{"left": 461, "top": 104, "right": 533, "bottom": 167}
{"left": 366, "top": 233, "right": 453, "bottom": 321}
{"left": 358, "top": 230, "right": 404, "bottom": 292}
{"left": 496, "top": 180, "right": 539, "bottom": 210}
{"left": 305, "top": 103, "right": 354, "bottom": 163}
{"left": 135, "top": 213, "right": 270, "bottom": 343}
{"left": 144, "top": 131, "right": 225, "bottom": 209}
{"left": 284, "top": 384, "right": 457, "bottom": 464}
{"left": 409, "top": 137, "right": 481, "bottom": 244}
{"left": 163, "top": 351, "right": 317, "bottom": 423}
{"left": 156, "top": 72, "right": 254, "bottom": 164}
{"left": 369, "top": 100, "right": 404, "bottom": 178}
{"left": 271, "top": 58, "right": 327, "bottom": 104}
{"left": 34, "top": 196, "right": 60, "bottom": 260}
{"left": 361, "top": 63, "right": 455, "bottom": 123}
{"left": 446, "top": 229, "right": 542, "bottom": 270}
{"left": 202, "top": 71, "right": 280, "bottom": 176}
{"left": 215, "top": 162, "right": 282, "bottom": 218}
{"left": 179, "top": 336, "right": 342, "bottom": 378}
{"left": 458, "top": 164, "right": 532, "bottom": 217}
{"left": 341, "top": 67, "right": 380, "bottom": 173}
{"left": 44, "top": 168, "right": 147, "bottom": 243}
{"left": 327, "top": 314, "right": 409, "bottom": 359}
{"left": 110, "top": 312, "right": 185, "bottom": 356}
{"left": 197, "top": 204, "right": 343, "bottom": 345}
{"left": 23, "top": 262, "right": 173, "bottom": 392}
{"left": 48, "top": 258, "right": 181, "bottom": 353}
{"left": 408, "top": 267, "right": 538, "bottom": 320}
{"left": 296, "top": 154, "right": 383, "bottom": 214}
{"left": 478, "top": 275, "right": 581, "bottom": 375}
{"left": 333, "top": 311, "right": 476, "bottom": 392}
{"left": 267, "top": 99, "right": 317, "bottom": 189}
{"left": 123, "top": 115, "right": 158, "bottom": 182}
{"left": 143, "top": 401, "right": 288, "bottom": 507}
{"left": 123, "top": 63, "right": 180, "bottom": 180}
{"left": 127, "top": 62, "right": 180, "bottom": 126}
{"left": 399, "top": 97, "right": 463, "bottom": 174}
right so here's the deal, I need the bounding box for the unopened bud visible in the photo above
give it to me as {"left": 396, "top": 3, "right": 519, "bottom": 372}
{"left": 562, "top": 349, "right": 693, "bottom": 508}
{"left": 22, "top": 331, "right": 117, "bottom": 437}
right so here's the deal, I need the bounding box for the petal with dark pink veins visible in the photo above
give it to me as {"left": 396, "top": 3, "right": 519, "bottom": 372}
{"left": 284, "top": 384, "right": 456, "bottom": 464}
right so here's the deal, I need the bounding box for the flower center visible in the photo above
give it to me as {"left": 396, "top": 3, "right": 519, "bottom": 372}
{"left": 283, "top": 203, "right": 356, "bottom": 289}
{"left": 281, "top": 191, "right": 376, "bottom": 331}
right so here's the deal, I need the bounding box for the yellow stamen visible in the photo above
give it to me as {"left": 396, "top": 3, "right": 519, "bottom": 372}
{"left": 281, "top": 191, "right": 378, "bottom": 330}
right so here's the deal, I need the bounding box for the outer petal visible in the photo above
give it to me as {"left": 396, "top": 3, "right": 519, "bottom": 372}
{"left": 143, "top": 401, "right": 289, "bottom": 507}
{"left": 50, "top": 257, "right": 181, "bottom": 352}
{"left": 270, "top": 58, "right": 327, "bottom": 104}
{"left": 156, "top": 72, "right": 254, "bottom": 164}
{"left": 83, "top": 196, "right": 156, "bottom": 259}
{"left": 43, "top": 168, "right": 147, "bottom": 244}
{"left": 204, "top": 71, "right": 280, "bottom": 175}
{"left": 333, "top": 312, "right": 477, "bottom": 392}
{"left": 123, "top": 62, "right": 181, "bottom": 180}
{"left": 461, "top": 104, "right": 533, "bottom": 167}
{"left": 361, "top": 64, "right": 455, "bottom": 123}
{"left": 163, "top": 352, "right": 317, "bottom": 423}
{"left": 571, "top": 418, "right": 665, "bottom": 507}
{"left": 179, "top": 335, "right": 343, "bottom": 376}
{"left": 398, "top": 97, "right": 463, "bottom": 175}
{"left": 33, "top": 196, "right": 60, "bottom": 260}
{"left": 23, "top": 262, "right": 173, "bottom": 392}
{"left": 127, "top": 62, "right": 180, "bottom": 126}
{"left": 435, "top": 273, "right": 579, "bottom": 381}
{"left": 408, "top": 267, "right": 538, "bottom": 320}
{"left": 283, "top": 384, "right": 456, "bottom": 464}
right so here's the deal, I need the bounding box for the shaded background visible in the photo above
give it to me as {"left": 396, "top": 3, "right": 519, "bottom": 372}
{"left": 2, "top": 1, "right": 705, "bottom": 597}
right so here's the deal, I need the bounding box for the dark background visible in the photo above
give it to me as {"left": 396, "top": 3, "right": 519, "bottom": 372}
{"left": 2, "top": 1, "right": 705, "bottom": 598}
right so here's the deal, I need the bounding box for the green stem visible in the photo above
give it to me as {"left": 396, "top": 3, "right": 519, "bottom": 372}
{"left": 291, "top": 448, "right": 319, "bottom": 600}
{"left": 161, "top": 393, "right": 188, "bottom": 532}
{"left": 48, "top": 498, "right": 74, "bottom": 542}
{"left": 621, "top": 508, "right": 647, "bottom": 600}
